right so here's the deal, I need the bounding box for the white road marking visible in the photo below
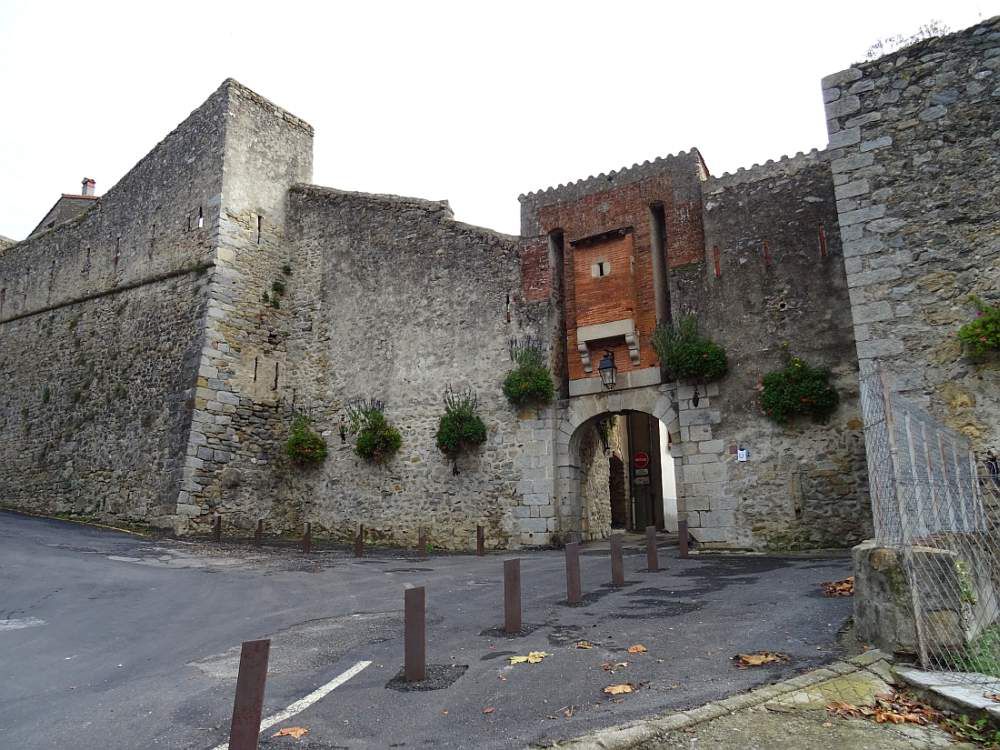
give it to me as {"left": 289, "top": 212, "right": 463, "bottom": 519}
{"left": 210, "top": 660, "right": 371, "bottom": 750}
{"left": 0, "top": 617, "right": 45, "bottom": 631}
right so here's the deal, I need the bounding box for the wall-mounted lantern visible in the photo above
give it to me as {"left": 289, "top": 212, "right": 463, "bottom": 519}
{"left": 598, "top": 350, "right": 617, "bottom": 390}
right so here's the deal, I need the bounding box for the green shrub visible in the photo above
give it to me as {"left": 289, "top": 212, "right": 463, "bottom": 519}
{"left": 436, "top": 386, "right": 487, "bottom": 458}
{"left": 957, "top": 296, "right": 1000, "bottom": 360}
{"left": 271, "top": 279, "right": 286, "bottom": 296}
{"left": 285, "top": 415, "right": 328, "bottom": 466}
{"left": 652, "top": 315, "right": 728, "bottom": 382}
{"left": 761, "top": 356, "right": 839, "bottom": 424}
{"left": 282, "top": 264, "right": 292, "bottom": 276}
{"left": 347, "top": 399, "right": 402, "bottom": 464}
{"left": 502, "top": 342, "right": 554, "bottom": 407}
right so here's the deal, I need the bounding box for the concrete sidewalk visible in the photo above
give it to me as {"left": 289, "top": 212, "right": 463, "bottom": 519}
{"left": 554, "top": 650, "right": 973, "bottom": 750}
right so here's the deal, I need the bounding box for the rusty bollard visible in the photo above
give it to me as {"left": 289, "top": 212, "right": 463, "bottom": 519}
{"left": 646, "top": 525, "right": 659, "bottom": 572}
{"left": 302, "top": 522, "right": 312, "bottom": 553}
{"left": 228, "top": 639, "right": 270, "bottom": 750}
{"left": 417, "top": 528, "right": 428, "bottom": 556}
{"left": 354, "top": 525, "right": 364, "bottom": 558}
{"left": 610, "top": 533, "right": 625, "bottom": 587}
{"left": 212, "top": 514, "right": 222, "bottom": 544}
{"left": 678, "top": 519, "right": 690, "bottom": 559}
{"left": 253, "top": 519, "right": 263, "bottom": 547}
{"left": 565, "top": 542, "right": 582, "bottom": 604}
{"left": 504, "top": 559, "right": 522, "bottom": 634}
{"left": 404, "top": 585, "right": 426, "bottom": 682}
{"left": 476, "top": 525, "right": 485, "bottom": 556}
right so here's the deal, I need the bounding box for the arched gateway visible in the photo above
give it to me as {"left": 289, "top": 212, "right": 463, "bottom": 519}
{"left": 554, "top": 384, "right": 681, "bottom": 542}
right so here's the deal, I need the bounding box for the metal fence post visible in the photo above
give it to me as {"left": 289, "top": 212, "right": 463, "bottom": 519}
{"left": 228, "top": 639, "right": 270, "bottom": 750}
{"left": 504, "top": 558, "right": 521, "bottom": 634}
{"left": 610, "top": 533, "right": 625, "bottom": 586}
{"left": 678, "top": 519, "right": 690, "bottom": 559}
{"left": 565, "top": 542, "right": 582, "bottom": 604}
{"left": 645, "top": 525, "right": 659, "bottom": 571}
{"left": 302, "top": 522, "right": 311, "bottom": 553}
{"left": 212, "top": 513, "right": 222, "bottom": 544}
{"left": 476, "top": 525, "right": 485, "bottom": 556}
{"left": 253, "top": 519, "right": 263, "bottom": 547}
{"left": 354, "top": 524, "right": 364, "bottom": 558}
{"left": 404, "top": 586, "right": 426, "bottom": 682}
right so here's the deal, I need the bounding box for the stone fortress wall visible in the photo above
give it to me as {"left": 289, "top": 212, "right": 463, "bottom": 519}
{"left": 1, "top": 17, "right": 995, "bottom": 549}
{"left": 0, "top": 83, "right": 231, "bottom": 524}
{"left": 821, "top": 18, "right": 1000, "bottom": 455}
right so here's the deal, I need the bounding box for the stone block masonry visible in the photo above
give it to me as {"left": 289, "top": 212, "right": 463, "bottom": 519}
{"left": 822, "top": 17, "right": 1000, "bottom": 454}
{"left": 2, "top": 16, "right": 995, "bottom": 549}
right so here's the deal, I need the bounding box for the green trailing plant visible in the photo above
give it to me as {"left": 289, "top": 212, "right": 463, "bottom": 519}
{"left": 502, "top": 337, "right": 554, "bottom": 408}
{"left": 761, "top": 355, "right": 839, "bottom": 424}
{"left": 271, "top": 279, "right": 286, "bottom": 296}
{"left": 436, "top": 386, "right": 487, "bottom": 459}
{"left": 957, "top": 296, "right": 1000, "bottom": 361}
{"left": 652, "top": 315, "right": 728, "bottom": 382}
{"left": 346, "top": 398, "right": 402, "bottom": 464}
{"left": 261, "top": 291, "right": 270, "bottom": 304}
{"left": 284, "top": 414, "right": 328, "bottom": 466}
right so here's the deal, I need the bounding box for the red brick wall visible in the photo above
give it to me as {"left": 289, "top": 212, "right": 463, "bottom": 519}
{"left": 520, "top": 172, "right": 705, "bottom": 384}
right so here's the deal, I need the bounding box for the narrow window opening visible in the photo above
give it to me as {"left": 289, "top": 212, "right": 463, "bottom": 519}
{"left": 712, "top": 245, "right": 721, "bottom": 278}
{"left": 113, "top": 237, "right": 121, "bottom": 271}
{"left": 505, "top": 293, "right": 511, "bottom": 323}
{"left": 82, "top": 246, "right": 91, "bottom": 276}
{"left": 253, "top": 357, "right": 258, "bottom": 382}
{"left": 256, "top": 215, "right": 262, "bottom": 245}
{"left": 818, "top": 223, "right": 828, "bottom": 258}
{"left": 762, "top": 240, "right": 771, "bottom": 265}
{"left": 272, "top": 362, "right": 279, "bottom": 391}
{"left": 197, "top": 206, "right": 204, "bottom": 229}
{"left": 649, "top": 203, "right": 671, "bottom": 323}
{"left": 0, "top": 288, "right": 5, "bottom": 317}
{"left": 48, "top": 259, "right": 56, "bottom": 291}
{"left": 150, "top": 223, "right": 156, "bottom": 258}
{"left": 23, "top": 267, "right": 30, "bottom": 302}
{"left": 187, "top": 215, "right": 191, "bottom": 232}
{"left": 547, "top": 229, "right": 569, "bottom": 398}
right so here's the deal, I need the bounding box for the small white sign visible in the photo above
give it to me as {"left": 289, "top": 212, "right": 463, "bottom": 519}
{"left": 737, "top": 448, "right": 749, "bottom": 462}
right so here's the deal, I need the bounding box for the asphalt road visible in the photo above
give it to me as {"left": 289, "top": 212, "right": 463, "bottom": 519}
{"left": 0, "top": 511, "right": 854, "bottom": 749}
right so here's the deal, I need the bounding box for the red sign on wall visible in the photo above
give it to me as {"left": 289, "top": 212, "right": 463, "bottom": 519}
{"left": 633, "top": 451, "right": 650, "bottom": 470}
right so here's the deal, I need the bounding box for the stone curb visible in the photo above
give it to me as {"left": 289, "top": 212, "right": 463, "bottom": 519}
{"left": 541, "top": 650, "right": 890, "bottom": 749}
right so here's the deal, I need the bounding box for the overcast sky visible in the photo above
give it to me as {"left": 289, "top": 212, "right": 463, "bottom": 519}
{"left": 0, "top": 0, "right": 995, "bottom": 240}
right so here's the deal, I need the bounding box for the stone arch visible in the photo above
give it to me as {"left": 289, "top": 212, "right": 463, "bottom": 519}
{"left": 554, "top": 384, "right": 680, "bottom": 541}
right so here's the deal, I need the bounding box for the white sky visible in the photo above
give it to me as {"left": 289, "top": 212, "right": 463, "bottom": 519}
{"left": 0, "top": 0, "right": 995, "bottom": 240}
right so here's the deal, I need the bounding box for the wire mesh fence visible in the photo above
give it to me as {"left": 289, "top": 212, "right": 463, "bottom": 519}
{"left": 860, "top": 364, "right": 1000, "bottom": 685}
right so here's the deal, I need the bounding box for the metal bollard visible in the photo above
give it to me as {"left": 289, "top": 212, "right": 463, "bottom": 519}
{"left": 228, "top": 639, "right": 270, "bottom": 750}
{"left": 476, "top": 525, "right": 485, "bottom": 556}
{"left": 354, "top": 525, "right": 364, "bottom": 558}
{"left": 565, "top": 542, "right": 582, "bottom": 604}
{"left": 678, "top": 519, "right": 690, "bottom": 559}
{"left": 646, "top": 525, "right": 659, "bottom": 572}
{"left": 212, "top": 514, "right": 222, "bottom": 544}
{"left": 610, "top": 533, "right": 625, "bottom": 586}
{"left": 302, "top": 522, "right": 312, "bottom": 553}
{"left": 404, "top": 586, "right": 426, "bottom": 682}
{"left": 253, "top": 519, "right": 263, "bottom": 547}
{"left": 417, "top": 528, "right": 428, "bottom": 556}
{"left": 503, "top": 558, "right": 521, "bottom": 634}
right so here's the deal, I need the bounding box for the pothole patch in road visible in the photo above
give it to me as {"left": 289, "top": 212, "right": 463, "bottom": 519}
{"left": 478, "top": 622, "right": 545, "bottom": 639}
{"left": 189, "top": 612, "right": 400, "bottom": 679}
{"left": 385, "top": 664, "right": 468, "bottom": 691}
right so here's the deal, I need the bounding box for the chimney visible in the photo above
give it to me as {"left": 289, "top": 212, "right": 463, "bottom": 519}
{"left": 81, "top": 177, "right": 96, "bottom": 196}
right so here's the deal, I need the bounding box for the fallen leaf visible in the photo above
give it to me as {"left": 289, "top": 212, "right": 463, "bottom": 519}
{"left": 601, "top": 661, "right": 628, "bottom": 672}
{"left": 627, "top": 644, "right": 647, "bottom": 654}
{"left": 440, "top": 709, "right": 448, "bottom": 716}
{"left": 272, "top": 726, "right": 309, "bottom": 739}
{"left": 821, "top": 577, "right": 854, "bottom": 597}
{"left": 509, "top": 651, "right": 549, "bottom": 665}
{"left": 575, "top": 641, "right": 594, "bottom": 649}
{"left": 603, "top": 683, "right": 634, "bottom": 695}
{"left": 482, "top": 706, "right": 495, "bottom": 714}
{"left": 987, "top": 693, "right": 1000, "bottom": 703}
{"left": 732, "top": 651, "right": 789, "bottom": 668}
{"left": 562, "top": 705, "right": 575, "bottom": 718}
